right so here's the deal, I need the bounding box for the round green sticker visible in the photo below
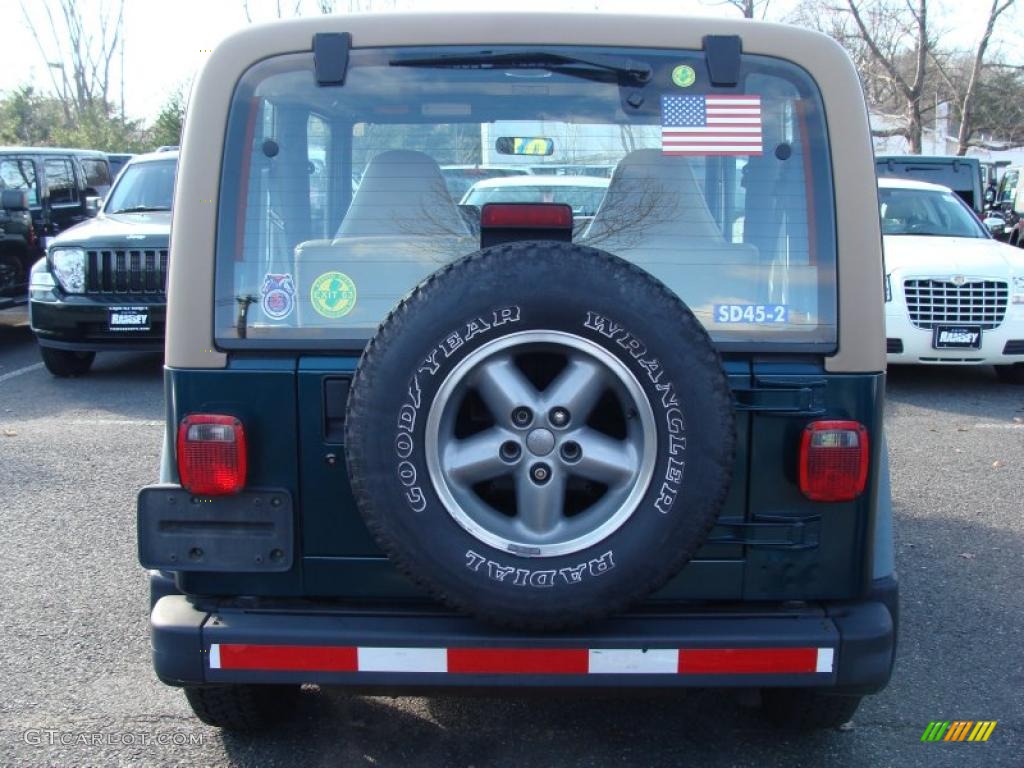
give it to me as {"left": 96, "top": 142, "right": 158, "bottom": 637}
{"left": 310, "top": 271, "right": 357, "bottom": 319}
{"left": 671, "top": 65, "right": 696, "bottom": 88}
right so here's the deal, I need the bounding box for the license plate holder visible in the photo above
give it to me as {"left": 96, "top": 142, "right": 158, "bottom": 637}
{"left": 932, "top": 324, "right": 982, "bottom": 349}
{"left": 137, "top": 486, "right": 294, "bottom": 572}
{"left": 108, "top": 305, "right": 150, "bottom": 332}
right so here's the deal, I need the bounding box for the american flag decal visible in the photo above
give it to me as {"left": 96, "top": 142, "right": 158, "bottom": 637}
{"left": 661, "top": 94, "right": 763, "bottom": 156}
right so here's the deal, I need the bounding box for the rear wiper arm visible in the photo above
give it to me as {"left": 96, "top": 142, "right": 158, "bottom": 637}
{"left": 390, "top": 50, "right": 652, "bottom": 84}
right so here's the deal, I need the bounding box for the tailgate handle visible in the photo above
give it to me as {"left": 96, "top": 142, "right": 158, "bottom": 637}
{"left": 323, "top": 377, "right": 351, "bottom": 443}
{"left": 708, "top": 514, "right": 821, "bottom": 550}
{"left": 732, "top": 377, "right": 826, "bottom": 415}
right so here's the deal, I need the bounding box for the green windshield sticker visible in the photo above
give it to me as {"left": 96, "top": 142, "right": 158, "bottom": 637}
{"left": 310, "top": 271, "right": 357, "bottom": 319}
{"left": 671, "top": 65, "right": 696, "bottom": 88}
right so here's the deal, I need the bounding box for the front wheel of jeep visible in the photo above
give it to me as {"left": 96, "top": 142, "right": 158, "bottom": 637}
{"left": 183, "top": 684, "right": 299, "bottom": 731}
{"left": 40, "top": 347, "right": 95, "bottom": 377}
{"left": 760, "top": 689, "right": 862, "bottom": 730}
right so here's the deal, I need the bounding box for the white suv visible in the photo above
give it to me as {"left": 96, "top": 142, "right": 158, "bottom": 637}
{"left": 881, "top": 177, "right": 1024, "bottom": 383}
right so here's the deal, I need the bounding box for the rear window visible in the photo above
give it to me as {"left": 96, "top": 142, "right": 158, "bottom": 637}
{"left": 215, "top": 46, "right": 836, "bottom": 350}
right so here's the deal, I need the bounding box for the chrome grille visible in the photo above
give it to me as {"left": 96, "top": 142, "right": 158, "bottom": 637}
{"left": 85, "top": 248, "right": 168, "bottom": 294}
{"left": 903, "top": 278, "right": 1008, "bottom": 330}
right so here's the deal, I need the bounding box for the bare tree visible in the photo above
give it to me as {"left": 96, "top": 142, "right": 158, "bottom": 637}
{"left": 243, "top": 0, "right": 304, "bottom": 21}
{"left": 846, "top": 0, "right": 931, "bottom": 153}
{"left": 794, "top": 0, "right": 1021, "bottom": 153}
{"left": 957, "top": 56, "right": 1024, "bottom": 149}
{"left": 703, "top": 0, "right": 772, "bottom": 18}
{"left": 242, "top": 0, "right": 394, "bottom": 19}
{"left": 792, "top": 0, "right": 944, "bottom": 152}
{"left": 20, "top": 0, "right": 125, "bottom": 123}
{"left": 952, "top": 0, "right": 1015, "bottom": 154}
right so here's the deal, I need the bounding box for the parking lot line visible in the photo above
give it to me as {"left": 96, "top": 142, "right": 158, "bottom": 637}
{"left": 65, "top": 419, "right": 164, "bottom": 427}
{"left": 0, "top": 362, "right": 43, "bottom": 384}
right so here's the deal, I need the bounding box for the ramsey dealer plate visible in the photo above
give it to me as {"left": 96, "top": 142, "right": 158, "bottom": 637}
{"left": 108, "top": 306, "right": 150, "bottom": 332}
{"left": 932, "top": 324, "right": 982, "bottom": 349}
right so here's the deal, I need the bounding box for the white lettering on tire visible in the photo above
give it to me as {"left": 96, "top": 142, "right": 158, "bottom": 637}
{"left": 466, "top": 549, "right": 615, "bottom": 587}
{"left": 395, "top": 307, "right": 522, "bottom": 518}
{"left": 583, "top": 311, "right": 686, "bottom": 514}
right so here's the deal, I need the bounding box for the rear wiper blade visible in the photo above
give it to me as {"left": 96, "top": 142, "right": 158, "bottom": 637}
{"left": 390, "top": 50, "right": 652, "bottom": 83}
{"left": 110, "top": 206, "right": 170, "bottom": 213}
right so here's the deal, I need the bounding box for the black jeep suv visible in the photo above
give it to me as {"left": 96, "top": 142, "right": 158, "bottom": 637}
{"left": 29, "top": 151, "right": 176, "bottom": 376}
{"left": 1, "top": 147, "right": 112, "bottom": 310}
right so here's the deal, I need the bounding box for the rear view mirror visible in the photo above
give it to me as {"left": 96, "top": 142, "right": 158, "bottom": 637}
{"left": 85, "top": 196, "right": 103, "bottom": 215}
{"left": 495, "top": 137, "right": 555, "bottom": 156}
{"left": 2, "top": 189, "right": 29, "bottom": 212}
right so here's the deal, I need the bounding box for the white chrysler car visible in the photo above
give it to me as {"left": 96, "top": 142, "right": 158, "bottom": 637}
{"left": 881, "top": 177, "right": 1024, "bottom": 383}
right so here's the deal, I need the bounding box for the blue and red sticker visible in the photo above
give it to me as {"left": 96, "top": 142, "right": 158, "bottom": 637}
{"left": 261, "top": 273, "right": 296, "bottom": 321}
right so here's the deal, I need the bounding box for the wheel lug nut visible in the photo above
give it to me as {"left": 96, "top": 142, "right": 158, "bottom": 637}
{"left": 549, "top": 407, "right": 570, "bottom": 428}
{"left": 559, "top": 441, "right": 581, "bottom": 463}
{"left": 530, "top": 463, "right": 551, "bottom": 484}
{"left": 511, "top": 407, "right": 533, "bottom": 427}
{"left": 499, "top": 441, "right": 521, "bottom": 462}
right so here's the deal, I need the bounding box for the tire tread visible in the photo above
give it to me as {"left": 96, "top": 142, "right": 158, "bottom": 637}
{"left": 40, "top": 347, "right": 94, "bottom": 377}
{"left": 183, "top": 685, "right": 294, "bottom": 731}
{"left": 761, "top": 688, "right": 862, "bottom": 730}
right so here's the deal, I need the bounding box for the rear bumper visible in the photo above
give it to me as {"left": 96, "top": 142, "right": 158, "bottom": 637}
{"left": 151, "top": 577, "right": 897, "bottom": 695}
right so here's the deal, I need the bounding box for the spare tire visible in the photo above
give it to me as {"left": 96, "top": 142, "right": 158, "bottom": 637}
{"left": 345, "top": 242, "right": 735, "bottom": 629}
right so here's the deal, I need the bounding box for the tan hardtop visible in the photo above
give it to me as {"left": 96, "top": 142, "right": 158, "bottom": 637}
{"left": 168, "top": 12, "right": 883, "bottom": 372}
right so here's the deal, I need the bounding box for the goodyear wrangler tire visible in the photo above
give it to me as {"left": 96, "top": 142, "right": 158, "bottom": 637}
{"left": 345, "top": 242, "right": 735, "bottom": 629}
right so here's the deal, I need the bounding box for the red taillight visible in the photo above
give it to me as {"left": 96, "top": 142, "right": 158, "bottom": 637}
{"left": 177, "top": 414, "right": 247, "bottom": 496}
{"left": 480, "top": 203, "right": 573, "bottom": 229}
{"left": 799, "top": 420, "right": 869, "bottom": 502}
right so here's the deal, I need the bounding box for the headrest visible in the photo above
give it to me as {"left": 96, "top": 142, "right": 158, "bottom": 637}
{"left": 584, "top": 148, "right": 722, "bottom": 245}
{"left": 337, "top": 149, "right": 467, "bottom": 239}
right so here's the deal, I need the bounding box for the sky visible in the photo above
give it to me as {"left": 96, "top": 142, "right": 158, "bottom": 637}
{"left": 0, "top": 0, "right": 1019, "bottom": 124}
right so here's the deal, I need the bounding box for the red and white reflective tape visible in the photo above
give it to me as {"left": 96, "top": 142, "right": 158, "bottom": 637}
{"left": 208, "top": 644, "right": 834, "bottom": 675}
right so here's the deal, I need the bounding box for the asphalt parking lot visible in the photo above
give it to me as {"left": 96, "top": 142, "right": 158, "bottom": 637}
{"left": 0, "top": 307, "right": 1021, "bottom": 768}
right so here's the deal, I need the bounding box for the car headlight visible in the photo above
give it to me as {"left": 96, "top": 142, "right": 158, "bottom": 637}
{"left": 50, "top": 248, "right": 86, "bottom": 293}
{"left": 1013, "top": 276, "right": 1024, "bottom": 305}
{"left": 884, "top": 273, "right": 892, "bottom": 303}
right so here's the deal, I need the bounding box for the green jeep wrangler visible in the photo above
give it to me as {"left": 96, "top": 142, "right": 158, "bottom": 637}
{"left": 137, "top": 12, "right": 896, "bottom": 732}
